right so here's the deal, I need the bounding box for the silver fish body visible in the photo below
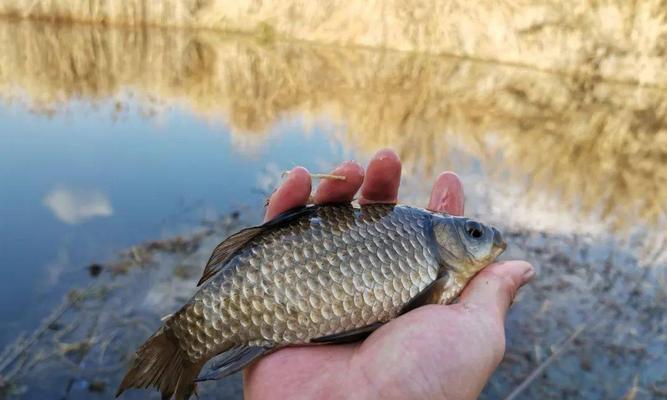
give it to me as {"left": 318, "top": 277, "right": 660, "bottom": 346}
{"left": 117, "top": 204, "right": 506, "bottom": 399}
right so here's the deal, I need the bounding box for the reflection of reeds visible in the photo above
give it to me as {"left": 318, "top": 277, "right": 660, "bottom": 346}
{"left": 1, "top": 1, "right": 667, "bottom": 86}
{"left": 1, "top": 20, "right": 665, "bottom": 233}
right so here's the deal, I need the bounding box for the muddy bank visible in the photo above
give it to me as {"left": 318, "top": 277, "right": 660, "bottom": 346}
{"left": 0, "top": 207, "right": 664, "bottom": 399}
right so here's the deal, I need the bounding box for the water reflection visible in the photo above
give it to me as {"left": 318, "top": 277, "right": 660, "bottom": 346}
{"left": 1, "top": 19, "right": 665, "bottom": 235}
{"left": 43, "top": 187, "right": 113, "bottom": 224}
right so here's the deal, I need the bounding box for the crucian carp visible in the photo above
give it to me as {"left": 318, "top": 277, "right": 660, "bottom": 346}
{"left": 117, "top": 204, "right": 506, "bottom": 399}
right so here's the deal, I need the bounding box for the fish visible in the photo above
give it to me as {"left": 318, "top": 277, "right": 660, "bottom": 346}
{"left": 116, "top": 204, "right": 506, "bottom": 399}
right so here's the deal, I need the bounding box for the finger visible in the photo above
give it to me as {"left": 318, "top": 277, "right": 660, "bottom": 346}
{"left": 458, "top": 260, "right": 535, "bottom": 320}
{"left": 314, "top": 161, "right": 364, "bottom": 204}
{"left": 358, "top": 149, "right": 402, "bottom": 205}
{"left": 264, "top": 167, "right": 311, "bottom": 222}
{"left": 427, "top": 171, "right": 464, "bottom": 216}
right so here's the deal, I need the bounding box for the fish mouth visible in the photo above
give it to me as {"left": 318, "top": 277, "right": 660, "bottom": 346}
{"left": 492, "top": 227, "right": 507, "bottom": 252}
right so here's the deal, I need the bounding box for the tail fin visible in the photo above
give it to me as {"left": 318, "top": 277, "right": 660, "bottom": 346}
{"left": 116, "top": 327, "right": 204, "bottom": 400}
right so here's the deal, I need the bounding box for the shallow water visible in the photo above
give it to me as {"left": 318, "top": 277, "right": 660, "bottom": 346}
{"left": 0, "top": 101, "right": 348, "bottom": 345}
{"left": 0, "top": 19, "right": 665, "bottom": 399}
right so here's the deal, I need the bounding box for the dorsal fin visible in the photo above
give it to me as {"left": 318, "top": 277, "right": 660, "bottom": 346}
{"left": 197, "top": 226, "right": 264, "bottom": 286}
{"left": 197, "top": 205, "right": 318, "bottom": 286}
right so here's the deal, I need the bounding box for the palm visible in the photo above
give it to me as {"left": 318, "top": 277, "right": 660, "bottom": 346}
{"left": 246, "top": 304, "right": 507, "bottom": 399}
{"left": 244, "top": 150, "right": 532, "bottom": 400}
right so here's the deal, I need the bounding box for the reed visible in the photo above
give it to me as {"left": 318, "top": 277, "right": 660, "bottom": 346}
{"left": 1, "top": 1, "right": 666, "bottom": 86}
{"left": 1, "top": 20, "right": 665, "bottom": 233}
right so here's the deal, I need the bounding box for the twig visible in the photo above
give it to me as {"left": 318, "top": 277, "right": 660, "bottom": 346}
{"left": 649, "top": 383, "right": 667, "bottom": 397}
{"left": 311, "top": 173, "right": 346, "bottom": 181}
{"left": 503, "top": 316, "right": 597, "bottom": 400}
{"left": 98, "top": 329, "right": 121, "bottom": 364}
{"left": 0, "top": 283, "right": 94, "bottom": 374}
{"left": 280, "top": 171, "right": 346, "bottom": 181}
{"left": 0, "top": 333, "right": 25, "bottom": 362}
{"left": 622, "top": 374, "right": 641, "bottom": 400}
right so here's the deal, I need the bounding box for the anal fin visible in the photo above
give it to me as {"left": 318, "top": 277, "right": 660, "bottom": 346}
{"left": 196, "top": 346, "right": 270, "bottom": 382}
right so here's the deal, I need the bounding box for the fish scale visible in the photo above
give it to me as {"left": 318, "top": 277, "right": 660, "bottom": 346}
{"left": 168, "top": 205, "right": 439, "bottom": 359}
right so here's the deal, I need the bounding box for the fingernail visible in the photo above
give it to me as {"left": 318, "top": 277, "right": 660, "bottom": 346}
{"left": 280, "top": 169, "right": 293, "bottom": 180}
{"left": 372, "top": 148, "right": 398, "bottom": 163}
{"left": 521, "top": 265, "right": 536, "bottom": 285}
{"left": 373, "top": 151, "right": 387, "bottom": 162}
{"left": 334, "top": 160, "right": 363, "bottom": 175}
{"left": 286, "top": 166, "right": 309, "bottom": 179}
{"left": 285, "top": 167, "right": 297, "bottom": 178}
{"left": 430, "top": 172, "right": 464, "bottom": 215}
{"left": 439, "top": 187, "right": 452, "bottom": 210}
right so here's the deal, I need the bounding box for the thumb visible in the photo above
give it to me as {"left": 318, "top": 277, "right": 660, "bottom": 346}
{"left": 458, "top": 260, "right": 535, "bottom": 320}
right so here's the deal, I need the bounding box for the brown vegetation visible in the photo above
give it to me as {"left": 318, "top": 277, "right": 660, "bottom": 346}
{"left": 1, "top": 1, "right": 666, "bottom": 86}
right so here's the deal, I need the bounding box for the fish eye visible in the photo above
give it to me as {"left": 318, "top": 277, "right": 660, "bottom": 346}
{"left": 465, "top": 220, "right": 484, "bottom": 239}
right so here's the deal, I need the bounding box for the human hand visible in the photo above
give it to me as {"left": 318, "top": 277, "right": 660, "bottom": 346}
{"left": 245, "top": 149, "right": 535, "bottom": 400}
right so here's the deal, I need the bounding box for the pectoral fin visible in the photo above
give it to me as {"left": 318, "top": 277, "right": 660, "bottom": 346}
{"left": 399, "top": 276, "right": 449, "bottom": 315}
{"left": 310, "top": 322, "right": 383, "bottom": 344}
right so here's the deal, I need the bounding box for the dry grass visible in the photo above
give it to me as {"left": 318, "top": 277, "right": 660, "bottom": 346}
{"left": 0, "top": 19, "right": 665, "bottom": 234}
{"left": 1, "top": 1, "right": 666, "bottom": 86}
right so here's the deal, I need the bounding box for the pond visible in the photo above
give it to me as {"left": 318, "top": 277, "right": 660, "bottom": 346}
{"left": 0, "top": 19, "right": 665, "bottom": 399}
